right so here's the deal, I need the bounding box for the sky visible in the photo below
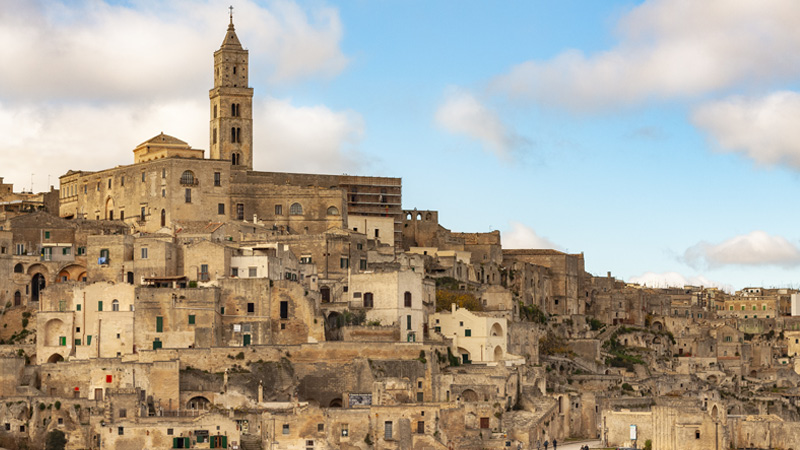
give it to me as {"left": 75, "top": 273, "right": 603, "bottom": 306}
{"left": 1, "top": 0, "right": 800, "bottom": 291}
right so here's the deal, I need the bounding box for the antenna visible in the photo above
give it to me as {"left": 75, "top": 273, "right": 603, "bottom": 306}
{"left": 30, "top": 173, "right": 34, "bottom": 193}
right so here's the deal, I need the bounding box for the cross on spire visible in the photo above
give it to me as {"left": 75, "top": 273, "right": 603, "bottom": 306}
{"left": 229, "top": 5, "right": 234, "bottom": 24}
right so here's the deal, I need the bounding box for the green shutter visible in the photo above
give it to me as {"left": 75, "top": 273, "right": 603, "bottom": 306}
{"left": 221, "top": 436, "right": 227, "bottom": 448}
{"left": 98, "top": 301, "right": 103, "bottom": 311}
{"left": 156, "top": 316, "right": 163, "bottom": 332}
{"left": 188, "top": 315, "right": 195, "bottom": 325}
{"left": 87, "top": 335, "right": 92, "bottom": 345}
{"left": 153, "top": 339, "right": 162, "bottom": 350}
{"left": 184, "top": 437, "right": 190, "bottom": 447}
{"left": 77, "top": 304, "right": 81, "bottom": 311}
{"left": 59, "top": 336, "right": 66, "bottom": 346}
{"left": 173, "top": 437, "right": 178, "bottom": 448}
{"left": 75, "top": 339, "right": 81, "bottom": 346}
{"left": 243, "top": 334, "right": 251, "bottom": 346}
{"left": 210, "top": 436, "right": 215, "bottom": 448}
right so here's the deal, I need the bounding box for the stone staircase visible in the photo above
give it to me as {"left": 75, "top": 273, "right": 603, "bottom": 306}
{"left": 239, "top": 434, "right": 262, "bottom": 450}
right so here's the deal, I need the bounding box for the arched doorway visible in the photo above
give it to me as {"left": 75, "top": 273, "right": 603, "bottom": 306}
{"left": 329, "top": 398, "right": 342, "bottom": 408}
{"left": 493, "top": 346, "right": 504, "bottom": 361}
{"left": 13, "top": 291, "right": 21, "bottom": 306}
{"left": 47, "top": 354, "right": 64, "bottom": 364}
{"left": 31, "top": 273, "right": 46, "bottom": 302}
{"left": 105, "top": 197, "right": 115, "bottom": 220}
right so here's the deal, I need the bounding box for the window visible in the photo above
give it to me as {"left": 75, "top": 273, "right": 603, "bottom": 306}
{"left": 188, "top": 315, "right": 195, "bottom": 325}
{"left": 120, "top": 176, "right": 124, "bottom": 187}
{"left": 112, "top": 300, "right": 119, "bottom": 312}
{"left": 318, "top": 424, "right": 324, "bottom": 432}
{"left": 218, "top": 203, "right": 225, "bottom": 215}
{"left": 231, "top": 268, "right": 238, "bottom": 277}
{"left": 118, "top": 427, "right": 124, "bottom": 436}
{"left": 44, "top": 231, "right": 51, "bottom": 239}
{"left": 141, "top": 207, "right": 146, "bottom": 221}
{"left": 200, "top": 264, "right": 209, "bottom": 282}
{"left": 247, "top": 303, "right": 255, "bottom": 313}
{"left": 15, "top": 244, "right": 23, "bottom": 255}
{"left": 98, "top": 301, "right": 103, "bottom": 311}
{"left": 327, "top": 206, "right": 339, "bottom": 216}
{"left": 156, "top": 316, "right": 163, "bottom": 332}
{"left": 384, "top": 421, "right": 392, "bottom": 440}
{"left": 236, "top": 203, "right": 244, "bottom": 220}
{"left": 375, "top": 229, "right": 379, "bottom": 238}
{"left": 407, "top": 315, "right": 412, "bottom": 330}
{"left": 62, "top": 247, "right": 71, "bottom": 256}
{"left": 214, "top": 172, "right": 221, "bottom": 186}
{"left": 340, "top": 257, "right": 349, "bottom": 269}
{"left": 290, "top": 203, "right": 303, "bottom": 215}
{"left": 162, "top": 168, "right": 166, "bottom": 178}
{"left": 185, "top": 188, "right": 192, "bottom": 203}
{"left": 76, "top": 304, "right": 81, "bottom": 311}
{"left": 404, "top": 292, "right": 412, "bottom": 308}
{"left": 75, "top": 339, "right": 81, "bottom": 346}
{"left": 282, "top": 424, "right": 289, "bottom": 435}
{"left": 695, "top": 431, "right": 700, "bottom": 439}
{"left": 141, "top": 172, "right": 146, "bottom": 182}
{"left": 248, "top": 267, "right": 257, "bottom": 277}
{"left": 465, "top": 329, "right": 472, "bottom": 337}
{"left": 118, "top": 408, "right": 126, "bottom": 418}
{"left": 167, "top": 428, "right": 174, "bottom": 435}
{"left": 213, "top": 128, "right": 217, "bottom": 143}
{"left": 417, "top": 421, "right": 424, "bottom": 433}
{"left": 360, "top": 259, "right": 367, "bottom": 270}
{"left": 162, "top": 189, "right": 165, "bottom": 197}
{"left": 341, "top": 424, "right": 348, "bottom": 436}
{"left": 363, "top": 293, "right": 374, "bottom": 308}
{"left": 280, "top": 301, "right": 288, "bottom": 319}
{"left": 180, "top": 171, "right": 195, "bottom": 185}
{"left": 300, "top": 256, "right": 312, "bottom": 264}
{"left": 141, "top": 248, "right": 148, "bottom": 259}
{"left": 108, "top": 179, "right": 112, "bottom": 189}
{"left": 275, "top": 204, "right": 283, "bottom": 215}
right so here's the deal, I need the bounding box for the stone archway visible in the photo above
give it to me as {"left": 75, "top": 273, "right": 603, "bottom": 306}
{"left": 47, "top": 354, "right": 64, "bottom": 364}
{"left": 44, "top": 319, "right": 65, "bottom": 346}
{"left": 31, "top": 273, "right": 46, "bottom": 302}
{"left": 493, "top": 346, "right": 504, "bottom": 361}
{"left": 461, "top": 389, "right": 479, "bottom": 402}
{"left": 490, "top": 322, "right": 503, "bottom": 337}
{"left": 105, "top": 197, "right": 115, "bottom": 220}
{"left": 187, "top": 396, "right": 210, "bottom": 410}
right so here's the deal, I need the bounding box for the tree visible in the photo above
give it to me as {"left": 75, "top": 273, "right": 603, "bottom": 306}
{"left": 45, "top": 430, "right": 66, "bottom": 450}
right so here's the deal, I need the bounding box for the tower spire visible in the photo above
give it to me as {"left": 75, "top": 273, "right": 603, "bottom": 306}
{"left": 229, "top": 5, "right": 234, "bottom": 27}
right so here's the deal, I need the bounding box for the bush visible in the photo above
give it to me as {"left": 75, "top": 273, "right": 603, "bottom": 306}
{"left": 621, "top": 383, "right": 633, "bottom": 391}
{"left": 436, "top": 290, "right": 482, "bottom": 312}
{"left": 644, "top": 439, "right": 652, "bottom": 450}
{"left": 235, "top": 352, "right": 245, "bottom": 360}
{"left": 54, "top": 401, "right": 61, "bottom": 410}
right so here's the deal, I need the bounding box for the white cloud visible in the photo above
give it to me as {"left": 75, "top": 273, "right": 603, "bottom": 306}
{"left": 502, "top": 221, "right": 562, "bottom": 250}
{"left": 692, "top": 91, "right": 800, "bottom": 168}
{"left": 683, "top": 231, "right": 800, "bottom": 269}
{"left": 0, "top": 0, "right": 357, "bottom": 192}
{"left": 0, "top": 0, "right": 348, "bottom": 102}
{"left": 628, "top": 271, "right": 731, "bottom": 291}
{"left": 254, "top": 97, "right": 366, "bottom": 174}
{"left": 492, "top": 0, "right": 800, "bottom": 111}
{"left": 435, "top": 88, "right": 527, "bottom": 159}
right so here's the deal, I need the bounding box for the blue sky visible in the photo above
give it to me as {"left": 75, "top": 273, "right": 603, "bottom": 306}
{"left": 2, "top": 0, "right": 800, "bottom": 290}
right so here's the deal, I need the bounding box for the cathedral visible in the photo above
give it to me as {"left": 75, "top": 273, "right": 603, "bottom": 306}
{"left": 58, "top": 16, "right": 403, "bottom": 250}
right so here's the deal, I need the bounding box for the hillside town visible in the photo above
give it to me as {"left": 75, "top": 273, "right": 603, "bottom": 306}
{"left": 1, "top": 16, "right": 800, "bottom": 450}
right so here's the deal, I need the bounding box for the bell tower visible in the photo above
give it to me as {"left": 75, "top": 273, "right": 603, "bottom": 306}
{"left": 209, "top": 9, "right": 254, "bottom": 169}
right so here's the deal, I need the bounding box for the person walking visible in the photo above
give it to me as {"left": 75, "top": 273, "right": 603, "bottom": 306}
{"left": 543, "top": 440, "right": 549, "bottom": 450}
{"left": 552, "top": 438, "right": 557, "bottom": 450}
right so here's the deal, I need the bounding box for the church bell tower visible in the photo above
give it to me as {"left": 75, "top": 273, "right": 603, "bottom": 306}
{"left": 209, "top": 10, "right": 254, "bottom": 169}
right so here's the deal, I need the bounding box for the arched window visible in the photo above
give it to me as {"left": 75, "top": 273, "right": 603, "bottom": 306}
{"left": 112, "top": 300, "right": 120, "bottom": 312}
{"left": 13, "top": 263, "right": 23, "bottom": 273}
{"left": 14, "top": 291, "right": 21, "bottom": 306}
{"left": 180, "top": 171, "right": 195, "bottom": 185}
{"left": 404, "top": 291, "right": 412, "bottom": 308}
{"left": 326, "top": 206, "right": 339, "bottom": 216}
{"left": 160, "top": 209, "right": 166, "bottom": 227}
{"left": 290, "top": 203, "right": 303, "bottom": 215}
